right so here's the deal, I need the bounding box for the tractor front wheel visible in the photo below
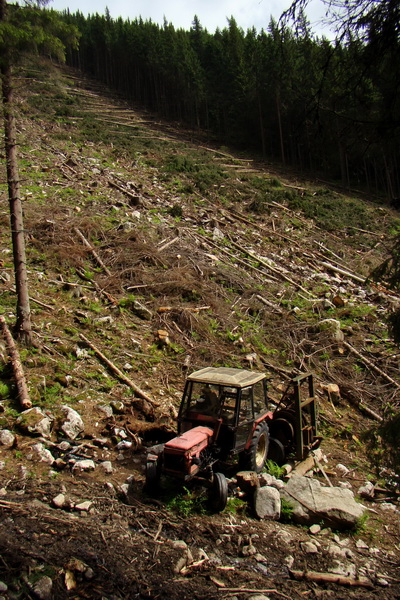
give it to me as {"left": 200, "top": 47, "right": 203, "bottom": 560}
{"left": 240, "top": 422, "right": 270, "bottom": 473}
{"left": 208, "top": 472, "right": 228, "bottom": 512}
{"left": 145, "top": 458, "right": 161, "bottom": 492}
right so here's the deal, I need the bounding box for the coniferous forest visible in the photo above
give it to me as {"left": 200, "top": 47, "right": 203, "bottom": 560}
{"left": 55, "top": 7, "right": 399, "bottom": 200}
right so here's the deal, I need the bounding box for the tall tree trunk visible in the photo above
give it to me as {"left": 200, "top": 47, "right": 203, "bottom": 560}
{"left": 257, "top": 91, "right": 266, "bottom": 157}
{"left": 1, "top": 0, "right": 32, "bottom": 345}
{"left": 276, "top": 86, "right": 285, "bottom": 165}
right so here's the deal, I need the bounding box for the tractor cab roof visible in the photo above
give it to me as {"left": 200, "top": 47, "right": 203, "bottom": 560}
{"left": 187, "top": 367, "right": 266, "bottom": 389}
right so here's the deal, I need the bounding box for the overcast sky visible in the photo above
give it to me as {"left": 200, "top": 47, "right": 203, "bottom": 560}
{"left": 49, "top": 0, "right": 329, "bottom": 36}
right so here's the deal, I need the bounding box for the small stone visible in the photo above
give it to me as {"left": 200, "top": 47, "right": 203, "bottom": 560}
{"left": 75, "top": 501, "right": 93, "bottom": 511}
{"left": 116, "top": 440, "right": 132, "bottom": 450}
{"left": 248, "top": 595, "right": 271, "bottom": 600}
{"left": 72, "top": 460, "right": 95, "bottom": 472}
{"left": 241, "top": 544, "right": 257, "bottom": 556}
{"left": 309, "top": 524, "right": 321, "bottom": 535}
{"left": 0, "top": 462, "right": 5, "bottom": 470}
{"left": 358, "top": 481, "right": 375, "bottom": 499}
{"left": 98, "top": 404, "right": 113, "bottom": 418}
{"left": 0, "top": 429, "right": 15, "bottom": 448}
{"left": 171, "top": 540, "right": 188, "bottom": 551}
{"left": 110, "top": 400, "right": 125, "bottom": 413}
{"left": 52, "top": 494, "right": 67, "bottom": 509}
{"left": 0, "top": 489, "right": 7, "bottom": 497}
{"left": 356, "top": 539, "right": 369, "bottom": 550}
{"left": 253, "top": 486, "right": 281, "bottom": 520}
{"left": 58, "top": 441, "right": 71, "bottom": 451}
{"left": 32, "top": 443, "right": 54, "bottom": 464}
{"left": 329, "top": 560, "right": 356, "bottom": 577}
{"left": 301, "top": 541, "right": 319, "bottom": 554}
{"left": 84, "top": 568, "right": 94, "bottom": 580}
{"left": 0, "top": 582, "right": 7, "bottom": 593}
{"left": 284, "top": 555, "right": 295, "bottom": 569}
{"left": 60, "top": 406, "right": 84, "bottom": 440}
{"left": 275, "top": 530, "right": 292, "bottom": 544}
{"left": 100, "top": 461, "right": 113, "bottom": 474}
{"left": 254, "top": 553, "right": 267, "bottom": 562}
{"left": 336, "top": 464, "right": 350, "bottom": 476}
{"left": 327, "top": 543, "right": 353, "bottom": 559}
{"left": 16, "top": 407, "right": 52, "bottom": 438}
{"left": 18, "top": 466, "right": 28, "bottom": 480}
{"left": 173, "top": 556, "right": 188, "bottom": 573}
{"left": 31, "top": 575, "right": 53, "bottom": 600}
{"left": 119, "top": 483, "right": 129, "bottom": 496}
{"left": 338, "top": 481, "right": 353, "bottom": 489}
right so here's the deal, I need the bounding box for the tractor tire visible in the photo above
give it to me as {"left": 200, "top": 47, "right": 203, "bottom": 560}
{"left": 240, "top": 422, "right": 270, "bottom": 473}
{"left": 208, "top": 472, "right": 228, "bottom": 512}
{"left": 145, "top": 458, "right": 161, "bottom": 492}
{"left": 268, "top": 437, "right": 286, "bottom": 466}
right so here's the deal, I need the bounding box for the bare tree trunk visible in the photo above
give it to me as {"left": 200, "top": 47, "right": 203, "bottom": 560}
{"left": 1, "top": 0, "right": 32, "bottom": 345}
{"left": 276, "top": 86, "right": 285, "bottom": 165}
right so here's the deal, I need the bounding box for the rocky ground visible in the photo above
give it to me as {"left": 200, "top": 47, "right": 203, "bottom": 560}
{"left": 0, "top": 59, "right": 399, "bottom": 599}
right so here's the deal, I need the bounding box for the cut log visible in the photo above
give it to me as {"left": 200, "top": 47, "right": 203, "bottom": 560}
{"left": 0, "top": 316, "right": 32, "bottom": 409}
{"left": 289, "top": 569, "right": 373, "bottom": 589}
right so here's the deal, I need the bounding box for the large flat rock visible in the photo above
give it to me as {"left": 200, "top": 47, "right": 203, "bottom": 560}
{"left": 280, "top": 476, "right": 365, "bottom": 530}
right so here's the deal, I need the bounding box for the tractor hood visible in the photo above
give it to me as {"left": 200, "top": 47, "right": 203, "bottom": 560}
{"left": 165, "top": 426, "right": 214, "bottom": 452}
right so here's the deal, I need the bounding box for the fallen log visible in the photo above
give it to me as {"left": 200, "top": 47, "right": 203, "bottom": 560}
{"left": 79, "top": 333, "right": 159, "bottom": 406}
{"left": 289, "top": 569, "right": 373, "bottom": 589}
{"left": 0, "top": 316, "right": 32, "bottom": 409}
{"left": 343, "top": 341, "right": 400, "bottom": 392}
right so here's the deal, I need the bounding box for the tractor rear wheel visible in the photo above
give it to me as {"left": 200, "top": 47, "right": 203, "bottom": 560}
{"left": 208, "top": 472, "right": 228, "bottom": 512}
{"left": 240, "top": 422, "right": 270, "bottom": 473}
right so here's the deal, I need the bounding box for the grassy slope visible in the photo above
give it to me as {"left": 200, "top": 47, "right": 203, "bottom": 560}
{"left": 0, "top": 58, "right": 399, "bottom": 474}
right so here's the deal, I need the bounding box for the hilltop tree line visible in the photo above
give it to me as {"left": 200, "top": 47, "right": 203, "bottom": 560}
{"left": 57, "top": 8, "right": 400, "bottom": 200}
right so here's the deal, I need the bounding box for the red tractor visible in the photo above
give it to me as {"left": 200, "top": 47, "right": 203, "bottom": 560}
{"left": 146, "top": 367, "right": 320, "bottom": 511}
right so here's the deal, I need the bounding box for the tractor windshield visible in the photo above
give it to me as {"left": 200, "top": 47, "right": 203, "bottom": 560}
{"left": 185, "top": 382, "right": 221, "bottom": 417}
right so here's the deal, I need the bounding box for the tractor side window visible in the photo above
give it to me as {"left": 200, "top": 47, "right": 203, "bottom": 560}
{"left": 220, "top": 387, "right": 237, "bottom": 424}
{"left": 253, "top": 381, "right": 266, "bottom": 416}
{"left": 240, "top": 387, "right": 253, "bottom": 421}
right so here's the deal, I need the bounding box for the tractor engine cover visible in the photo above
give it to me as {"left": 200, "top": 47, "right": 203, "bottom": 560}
{"left": 163, "top": 426, "right": 214, "bottom": 477}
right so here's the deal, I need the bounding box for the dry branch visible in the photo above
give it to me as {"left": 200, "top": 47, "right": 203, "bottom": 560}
{"left": 343, "top": 341, "right": 400, "bottom": 391}
{"left": 229, "top": 237, "right": 313, "bottom": 296}
{"left": 108, "top": 179, "right": 142, "bottom": 205}
{"left": 217, "top": 588, "right": 291, "bottom": 599}
{"left": 255, "top": 294, "right": 284, "bottom": 314}
{"left": 320, "top": 261, "right": 365, "bottom": 284}
{"left": 289, "top": 569, "right": 373, "bottom": 589}
{"left": 193, "top": 231, "right": 279, "bottom": 283}
{"left": 0, "top": 315, "right": 32, "bottom": 409}
{"left": 74, "top": 228, "right": 112, "bottom": 276}
{"left": 79, "top": 333, "right": 158, "bottom": 406}
{"left": 158, "top": 236, "right": 179, "bottom": 252}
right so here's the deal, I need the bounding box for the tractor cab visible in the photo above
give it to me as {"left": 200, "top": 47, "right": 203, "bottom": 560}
{"left": 177, "top": 367, "right": 273, "bottom": 459}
